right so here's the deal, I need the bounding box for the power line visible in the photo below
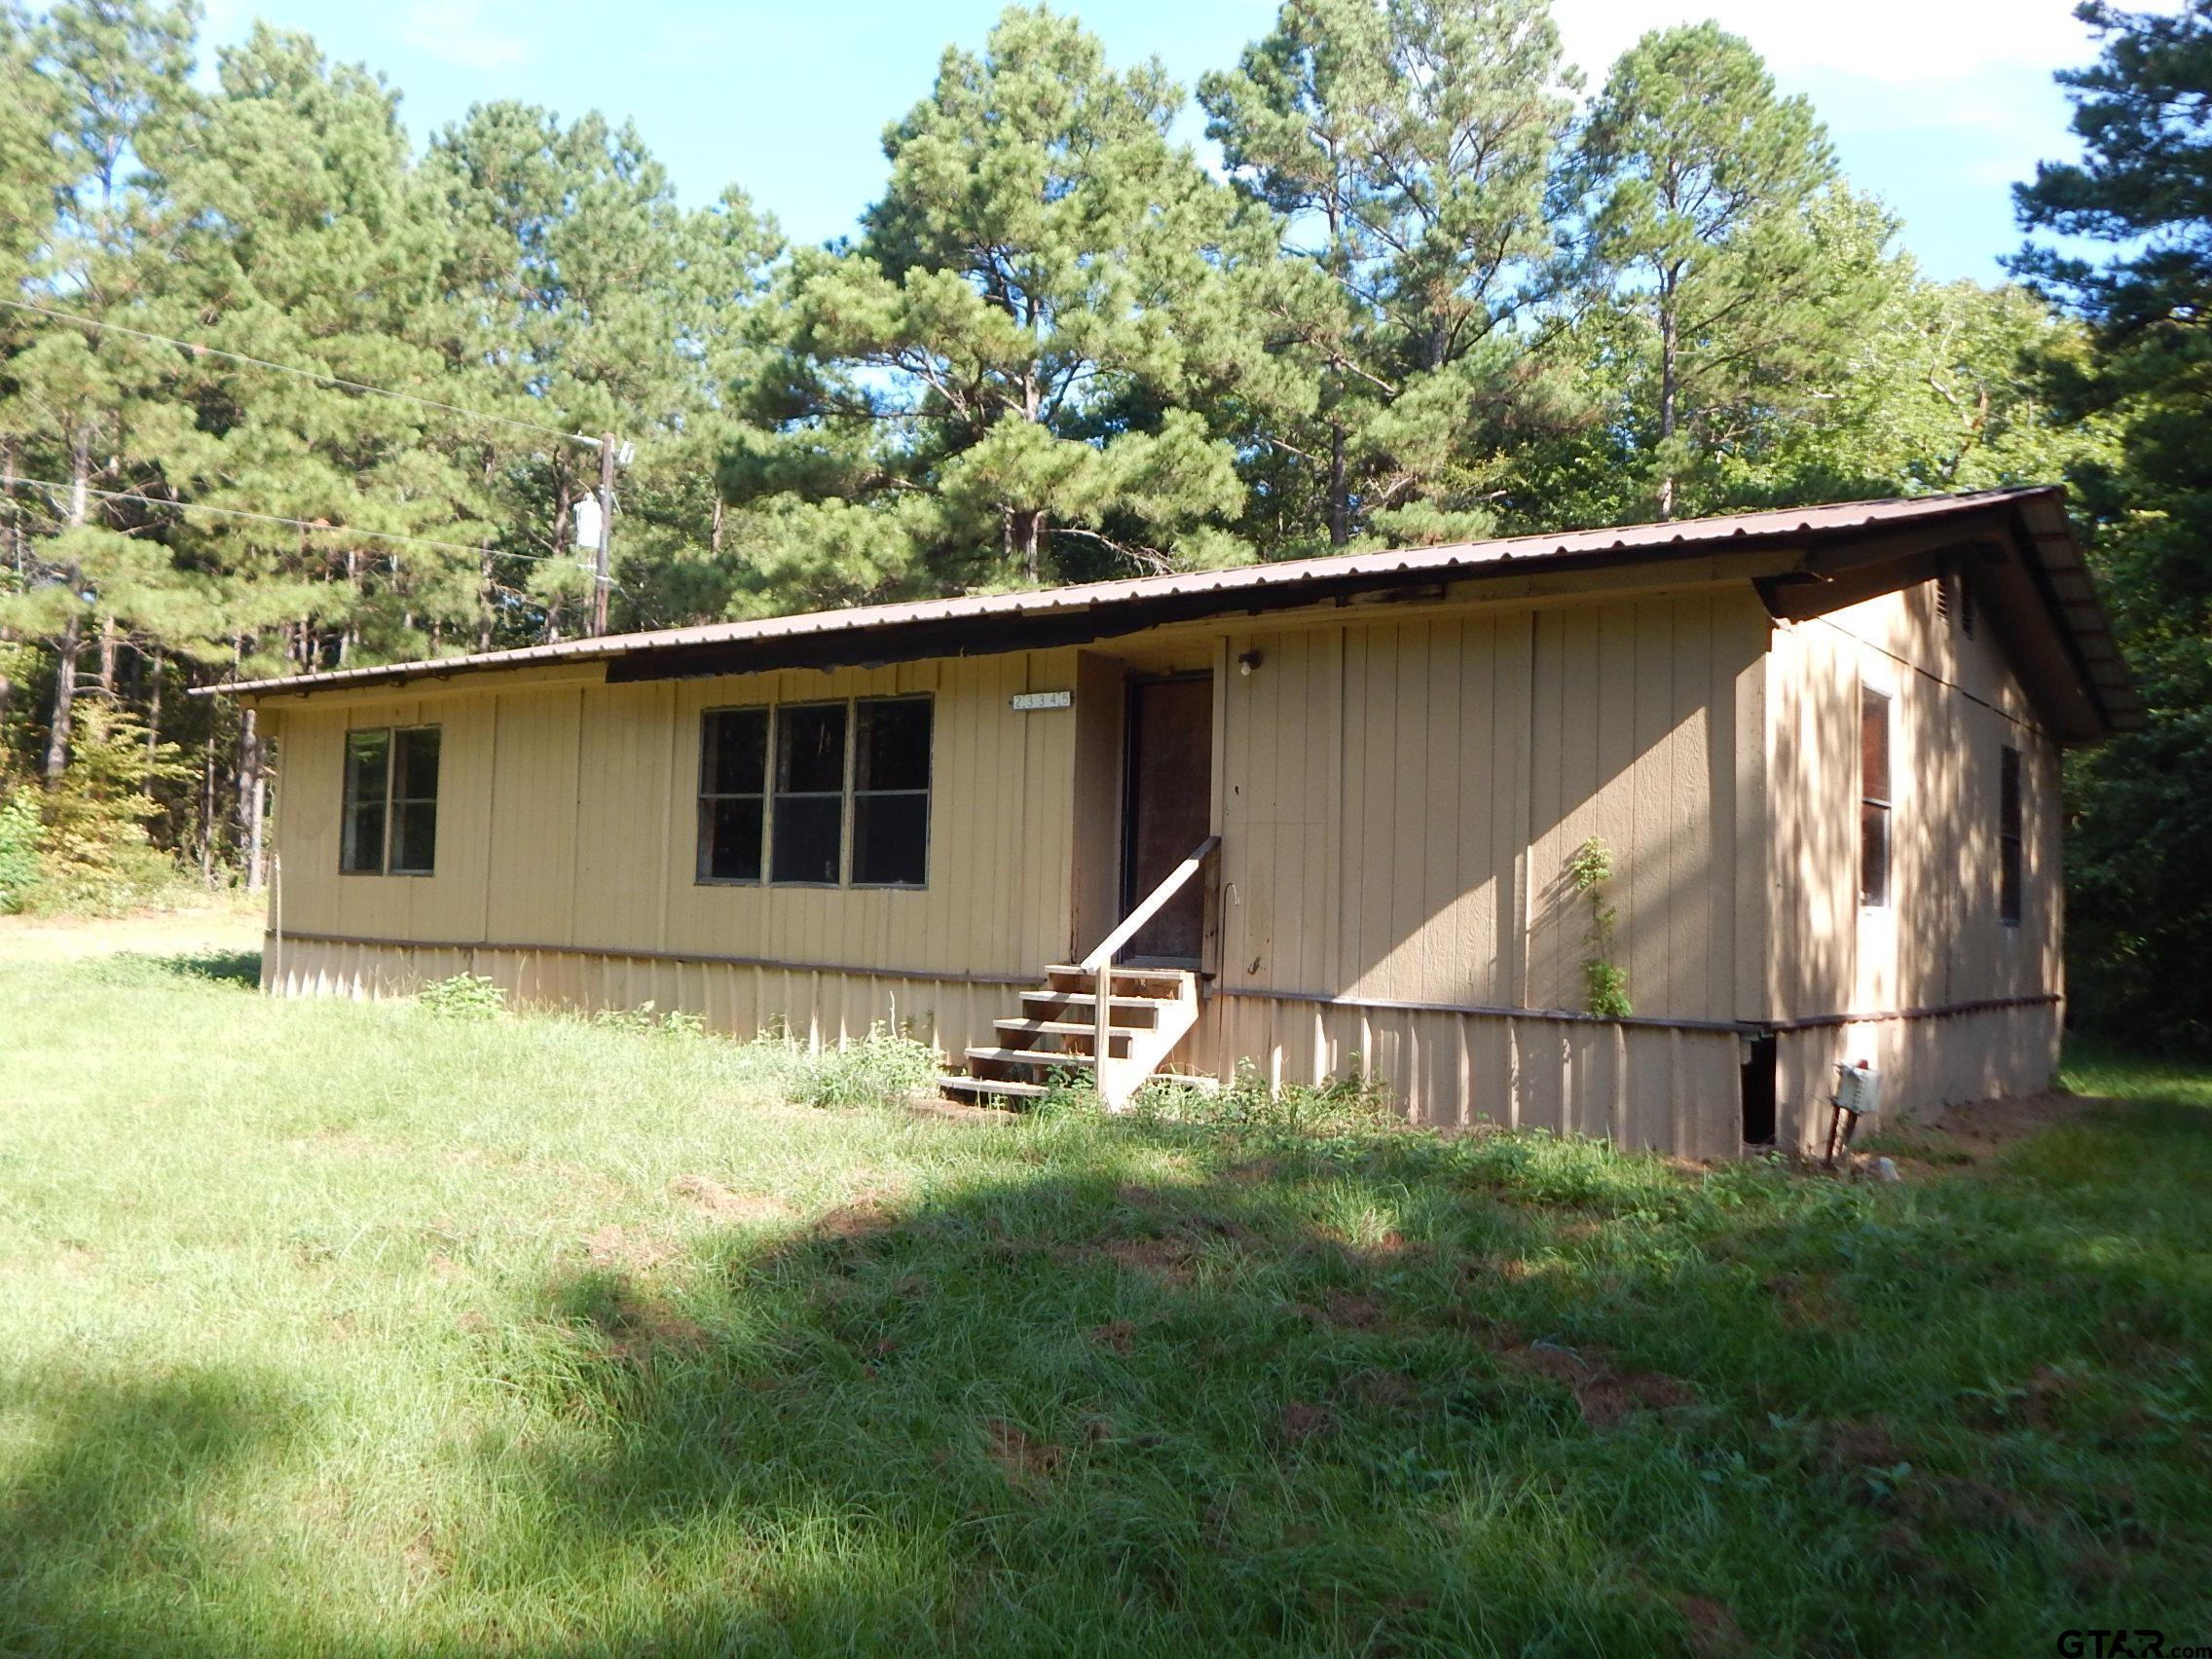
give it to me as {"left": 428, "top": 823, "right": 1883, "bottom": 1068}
{"left": 1, "top": 474, "right": 587, "bottom": 564}
{"left": 0, "top": 295, "right": 608, "bottom": 450}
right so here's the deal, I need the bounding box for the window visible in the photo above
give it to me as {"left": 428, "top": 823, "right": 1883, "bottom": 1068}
{"left": 341, "top": 725, "right": 439, "bottom": 875}
{"left": 2000, "top": 745, "right": 2023, "bottom": 926}
{"left": 853, "top": 697, "right": 932, "bottom": 886}
{"left": 1860, "top": 685, "right": 1891, "bottom": 908}
{"left": 697, "top": 708, "right": 768, "bottom": 882}
{"left": 771, "top": 702, "right": 848, "bottom": 885}
{"left": 696, "top": 696, "right": 935, "bottom": 889}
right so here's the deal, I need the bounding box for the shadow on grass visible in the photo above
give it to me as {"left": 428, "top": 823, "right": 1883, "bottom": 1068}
{"left": 85, "top": 946, "right": 263, "bottom": 988}
{"left": 0, "top": 1368, "right": 305, "bottom": 1658}
{"left": 3, "top": 1109, "right": 2206, "bottom": 1655}
{"left": 461, "top": 1113, "right": 2210, "bottom": 1655}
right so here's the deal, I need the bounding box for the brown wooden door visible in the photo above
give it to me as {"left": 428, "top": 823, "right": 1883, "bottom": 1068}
{"left": 1122, "top": 675, "right": 1213, "bottom": 962}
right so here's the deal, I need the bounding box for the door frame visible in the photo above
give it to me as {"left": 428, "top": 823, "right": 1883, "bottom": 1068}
{"left": 1118, "top": 669, "right": 1215, "bottom": 964}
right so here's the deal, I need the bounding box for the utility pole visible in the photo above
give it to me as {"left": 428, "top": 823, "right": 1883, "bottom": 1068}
{"left": 589, "top": 430, "right": 615, "bottom": 637}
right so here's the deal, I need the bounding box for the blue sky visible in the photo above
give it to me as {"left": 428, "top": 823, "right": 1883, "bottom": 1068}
{"left": 196, "top": 0, "right": 2140, "bottom": 284}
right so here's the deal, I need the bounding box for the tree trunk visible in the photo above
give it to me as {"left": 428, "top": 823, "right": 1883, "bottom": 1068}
{"left": 1008, "top": 507, "right": 1045, "bottom": 583}
{"left": 238, "top": 704, "right": 265, "bottom": 893}
{"left": 43, "top": 430, "right": 92, "bottom": 781}
{"left": 200, "top": 728, "right": 216, "bottom": 883}
{"left": 44, "top": 615, "right": 79, "bottom": 781}
{"left": 477, "top": 541, "right": 494, "bottom": 652}
{"left": 96, "top": 615, "right": 118, "bottom": 702}
{"left": 1327, "top": 416, "right": 1348, "bottom": 548}
{"left": 1657, "top": 276, "right": 1679, "bottom": 524}
{"left": 143, "top": 648, "right": 163, "bottom": 779}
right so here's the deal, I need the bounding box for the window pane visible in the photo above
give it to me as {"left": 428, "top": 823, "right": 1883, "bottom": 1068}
{"left": 394, "top": 727, "right": 441, "bottom": 801}
{"left": 777, "top": 704, "right": 847, "bottom": 793}
{"left": 770, "top": 796, "right": 843, "bottom": 884}
{"left": 1861, "top": 688, "right": 1890, "bottom": 802}
{"left": 700, "top": 795, "right": 764, "bottom": 882}
{"left": 1861, "top": 803, "right": 1889, "bottom": 908}
{"left": 391, "top": 800, "right": 437, "bottom": 874}
{"left": 343, "top": 801, "right": 387, "bottom": 875}
{"left": 341, "top": 730, "right": 390, "bottom": 872}
{"left": 856, "top": 698, "right": 932, "bottom": 793}
{"left": 2000, "top": 747, "right": 2021, "bottom": 838}
{"left": 854, "top": 793, "right": 928, "bottom": 886}
{"left": 705, "top": 708, "right": 767, "bottom": 795}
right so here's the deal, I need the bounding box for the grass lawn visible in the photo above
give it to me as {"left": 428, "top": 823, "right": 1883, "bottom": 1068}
{"left": 2, "top": 931, "right": 2208, "bottom": 1655}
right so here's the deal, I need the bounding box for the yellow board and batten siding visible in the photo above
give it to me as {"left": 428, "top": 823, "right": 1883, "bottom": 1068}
{"left": 265, "top": 651, "right": 1086, "bottom": 1060}
{"left": 256, "top": 570, "right": 2054, "bottom": 1158}
{"left": 1763, "top": 583, "right": 2066, "bottom": 1149}
{"left": 1199, "top": 589, "right": 1767, "bottom": 1157}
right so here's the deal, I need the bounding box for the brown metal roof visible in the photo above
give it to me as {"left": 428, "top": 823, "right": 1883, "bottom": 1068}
{"left": 201, "top": 485, "right": 2142, "bottom": 736}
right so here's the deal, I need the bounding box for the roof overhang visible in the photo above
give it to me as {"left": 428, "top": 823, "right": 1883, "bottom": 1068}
{"left": 198, "top": 486, "right": 2142, "bottom": 741}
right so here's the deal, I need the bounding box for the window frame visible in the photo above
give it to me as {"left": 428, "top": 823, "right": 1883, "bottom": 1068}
{"left": 1860, "top": 684, "right": 1892, "bottom": 910}
{"left": 692, "top": 694, "right": 936, "bottom": 892}
{"left": 695, "top": 705, "right": 770, "bottom": 886}
{"left": 1999, "top": 744, "right": 2024, "bottom": 929}
{"left": 339, "top": 722, "right": 440, "bottom": 878}
{"left": 849, "top": 694, "right": 934, "bottom": 890}
{"left": 767, "top": 698, "right": 852, "bottom": 888}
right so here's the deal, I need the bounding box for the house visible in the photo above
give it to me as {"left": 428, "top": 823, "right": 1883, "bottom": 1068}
{"left": 204, "top": 487, "right": 2140, "bottom": 1157}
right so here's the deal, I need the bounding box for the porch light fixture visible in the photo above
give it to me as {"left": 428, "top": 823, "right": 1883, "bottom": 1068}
{"left": 1237, "top": 649, "right": 1263, "bottom": 677}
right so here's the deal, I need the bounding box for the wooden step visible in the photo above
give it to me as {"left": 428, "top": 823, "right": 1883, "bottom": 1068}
{"left": 1046, "top": 964, "right": 1191, "bottom": 991}
{"left": 966, "top": 1046, "right": 1094, "bottom": 1071}
{"left": 938, "top": 1074, "right": 1048, "bottom": 1100}
{"left": 1019, "top": 990, "right": 1163, "bottom": 1025}
{"left": 994, "top": 1018, "right": 1131, "bottom": 1054}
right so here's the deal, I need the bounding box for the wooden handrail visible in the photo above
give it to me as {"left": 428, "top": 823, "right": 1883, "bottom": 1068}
{"left": 1080, "top": 835, "right": 1221, "bottom": 973}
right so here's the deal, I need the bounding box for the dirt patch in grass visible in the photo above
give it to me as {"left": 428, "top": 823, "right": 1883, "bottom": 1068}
{"left": 1870, "top": 1089, "right": 2122, "bottom": 1172}
{"left": 984, "top": 1419, "right": 1064, "bottom": 1484}
{"left": 1678, "top": 1594, "right": 1747, "bottom": 1657}
{"left": 583, "top": 1224, "right": 678, "bottom": 1272}
{"left": 1088, "top": 1319, "right": 1136, "bottom": 1353}
{"left": 667, "top": 1173, "right": 792, "bottom": 1224}
{"left": 1504, "top": 1340, "right": 1700, "bottom": 1429}
{"left": 1766, "top": 1272, "right": 1851, "bottom": 1330}
{"left": 1277, "top": 1401, "right": 1337, "bottom": 1443}
{"left": 1099, "top": 1235, "right": 1195, "bottom": 1281}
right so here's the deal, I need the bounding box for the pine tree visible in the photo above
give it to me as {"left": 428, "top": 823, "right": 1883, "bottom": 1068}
{"left": 1568, "top": 22, "right": 1895, "bottom": 520}
{"left": 0, "top": 0, "right": 198, "bottom": 778}
{"left": 1200, "top": 0, "right": 1581, "bottom": 552}
{"left": 2016, "top": 0, "right": 2212, "bottom": 1052}
{"left": 724, "top": 5, "right": 1266, "bottom": 602}
{"left": 427, "top": 103, "right": 780, "bottom": 639}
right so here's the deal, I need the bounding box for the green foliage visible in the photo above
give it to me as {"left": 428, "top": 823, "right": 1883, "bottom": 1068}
{"left": 765, "top": 1022, "right": 943, "bottom": 1112}
{"left": 1199, "top": 0, "right": 1582, "bottom": 553}
{"left": 1567, "top": 22, "right": 1894, "bottom": 522}
{"left": 32, "top": 705, "right": 191, "bottom": 914}
{"left": 1130, "top": 1057, "right": 1400, "bottom": 1139}
{"left": 0, "top": 786, "right": 39, "bottom": 912}
{"left": 589, "top": 1001, "right": 707, "bottom": 1039}
{"left": 723, "top": 5, "right": 1269, "bottom": 595}
{"left": 1568, "top": 834, "right": 1631, "bottom": 1018}
{"left": 2016, "top": 0, "right": 2212, "bottom": 1054}
{"left": 416, "top": 973, "right": 506, "bottom": 1020}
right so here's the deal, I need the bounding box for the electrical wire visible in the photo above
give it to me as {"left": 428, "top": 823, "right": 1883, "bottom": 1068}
{"left": 0, "top": 474, "right": 591, "bottom": 563}
{"left": 0, "top": 294, "right": 608, "bottom": 450}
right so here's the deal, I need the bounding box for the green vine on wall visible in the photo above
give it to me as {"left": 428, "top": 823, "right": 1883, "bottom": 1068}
{"left": 1568, "top": 836, "right": 1632, "bottom": 1018}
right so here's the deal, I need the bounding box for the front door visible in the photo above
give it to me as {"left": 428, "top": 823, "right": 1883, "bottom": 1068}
{"left": 1121, "top": 674, "right": 1213, "bottom": 963}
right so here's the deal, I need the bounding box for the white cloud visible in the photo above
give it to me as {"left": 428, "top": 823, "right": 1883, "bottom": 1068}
{"left": 397, "top": 0, "right": 535, "bottom": 73}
